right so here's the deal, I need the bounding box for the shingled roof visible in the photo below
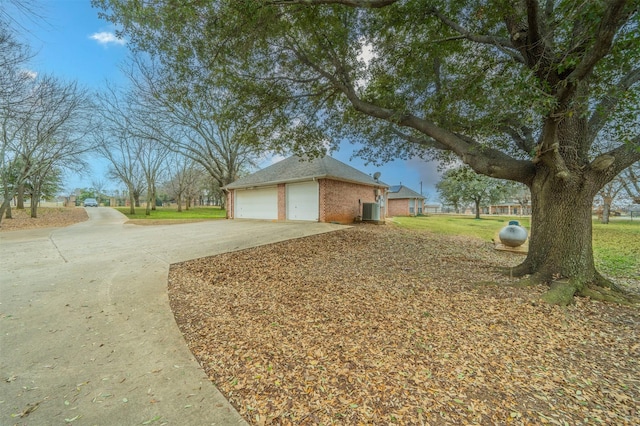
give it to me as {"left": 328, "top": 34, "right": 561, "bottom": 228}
{"left": 387, "top": 185, "right": 424, "bottom": 200}
{"left": 224, "top": 155, "right": 388, "bottom": 189}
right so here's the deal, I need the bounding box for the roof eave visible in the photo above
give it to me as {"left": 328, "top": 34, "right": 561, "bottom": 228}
{"left": 224, "top": 175, "right": 389, "bottom": 190}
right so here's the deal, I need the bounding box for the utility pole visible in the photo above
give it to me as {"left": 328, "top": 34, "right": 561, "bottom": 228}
{"left": 420, "top": 181, "right": 423, "bottom": 196}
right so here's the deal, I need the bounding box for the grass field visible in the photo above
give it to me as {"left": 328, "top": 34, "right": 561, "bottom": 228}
{"left": 392, "top": 214, "right": 639, "bottom": 282}
{"left": 113, "top": 206, "right": 226, "bottom": 220}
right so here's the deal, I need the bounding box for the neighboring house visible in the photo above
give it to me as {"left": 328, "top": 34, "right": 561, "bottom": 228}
{"left": 224, "top": 155, "right": 388, "bottom": 223}
{"left": 386, "top": 185, "right": 425, "bottom": 216}
{"left": 423, "top": 203, "right": 441, "bottom": 214}
{"left": 484, "top": 202, "right": 530, "bottom": 215}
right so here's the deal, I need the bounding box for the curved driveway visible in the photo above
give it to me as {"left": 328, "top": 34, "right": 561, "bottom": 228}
{"left": 0, "top": 208, "right": 343, "bottom": 425}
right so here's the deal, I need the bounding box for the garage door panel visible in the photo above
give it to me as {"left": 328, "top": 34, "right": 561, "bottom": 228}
{"left": 236, "top": 187, "right": 278, "bottom": 219}
{"left": 286, "top": 181, "right": 319, "bottom": 221}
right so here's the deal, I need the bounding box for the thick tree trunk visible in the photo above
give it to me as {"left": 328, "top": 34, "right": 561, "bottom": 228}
{"left": 511, "top": 170, "right": 606, "bottom": 304}
{"left": 30, "top": 188, "right": 40, "bottom": 218}
{"left": 1, "top": 181, "right": 14, "bottom": 221}
{"left": 601, "top": 196, "right": 612, "bottom": 224}
{"left": 0, "top": 198, "right": 11, "bottom": 223}
{"left": 145, "top": 184, "right": 152, "bottom": 216}
{"left": 151, "top": 192, "right": 157, "bottom": 211}
{"left": 16, "top": 184, "right": 24, "bottom": 209}
{"left": 474, "top": 198, "right": 480, "bottom": 219}
{"left": 128, "top": 185, "right": 136, "bottom": 215}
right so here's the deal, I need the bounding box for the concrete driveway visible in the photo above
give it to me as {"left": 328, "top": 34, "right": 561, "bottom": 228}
{"left": 0, "top": 208, "right": 344, "bottom": 425}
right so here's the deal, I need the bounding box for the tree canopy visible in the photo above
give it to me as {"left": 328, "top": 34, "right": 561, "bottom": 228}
{"left": 437, "top": 166, "right": 512, "bottom": 218}
{"left": 95, "top": 0, "right": 639, "bottom": 169}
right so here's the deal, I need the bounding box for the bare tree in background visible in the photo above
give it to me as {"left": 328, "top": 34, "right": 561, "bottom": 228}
{"left": 1, "top": 73, "right": 93, "bottom": 220}
{"left": 0, "top": 22, "right": 33, "bottom": 220}
{"left": 164, "top": 153, "right": 201, "bottom": 212}
{"left": 1, "top": 5, "right": 93, "bottom": 221}
{"left": 124, "top": 55, "right": 261, "bottom": 207}
{"left": 0, "top": 0, "right": 46, "bottom": 34}
{"left": 91, "top": 178, "right": 107, "bottom": 205}
{"left": 620, "top": 163, "right": 640, "bottom": 205}
{"left": 137, "top": 135, "right": 169, "bottom": 215}
{"left": 97, "top": 132, "right": 146, "bottom": 214}
{"left": 95, "top": 86, "right": 146, "bottom": 214}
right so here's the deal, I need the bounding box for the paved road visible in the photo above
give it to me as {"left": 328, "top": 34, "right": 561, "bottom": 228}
{"left": 0, "top": 208, "right": 344, "bottom": 425}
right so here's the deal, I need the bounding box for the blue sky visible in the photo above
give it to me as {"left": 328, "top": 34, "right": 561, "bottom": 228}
{"left": 14, "top": 0, "right": 442, "bottom": 201}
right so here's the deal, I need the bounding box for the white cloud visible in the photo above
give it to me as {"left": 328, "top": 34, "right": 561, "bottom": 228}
{"left": 89, "top": 32, "right": 126, "bottom": 46}
{"left": 358, "top": 42, "right": 374, "bottom": 64}
{"left": 355, "top": 40, "right": 375, "bottom": 91}
{"left": 20, "top": 69, "right": 38, "bottom": 80}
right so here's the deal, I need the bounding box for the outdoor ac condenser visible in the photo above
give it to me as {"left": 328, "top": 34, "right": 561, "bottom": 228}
{"left": 362, "top": 202, "right": 380, "bottom": 221}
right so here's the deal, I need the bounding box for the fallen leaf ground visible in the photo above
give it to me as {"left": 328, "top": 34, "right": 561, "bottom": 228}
{"left": 169, "top": 225, "right": 639, "bottom": 426}
{"left": 0, "top": 207, "right": 87, "bottom": 232}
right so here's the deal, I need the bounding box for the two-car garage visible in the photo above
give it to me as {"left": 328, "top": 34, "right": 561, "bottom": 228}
{"left": 234, "top": 181, "right": 319, "bottom": 221}
{"left": 225, "top": 155, "right": 388, "bottom": 223}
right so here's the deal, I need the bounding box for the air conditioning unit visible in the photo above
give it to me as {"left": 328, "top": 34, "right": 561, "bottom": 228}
{"left": 362, "top": 202, "right": 380, "bottom": 221}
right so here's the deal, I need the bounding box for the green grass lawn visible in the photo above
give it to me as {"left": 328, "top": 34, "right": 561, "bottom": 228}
{"left": 592, "top": 220, "right": 640, "bottom": 280}
{"left": 392, "top": 215, "right": 639, "bottom": 281}
{"left": 113, "top": 206, "right": 226, "bottom": 220}
{"left": 392, "top": 214, "right": 531, "bottom": 241}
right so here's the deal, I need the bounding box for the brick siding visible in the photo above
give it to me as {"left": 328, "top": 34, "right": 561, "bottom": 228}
{"left": 387, "top": 198, "right": 410, "bottom": 217}
{"left": 319, "top": 179, "right": 385, "bottom": 223}
{"left": 228, "top": 179, "right": 386, "bottom": 223}
{"left": 277, "top": 184, "right": 286, "bottom": 220}
{"left": 226, "top": 190, "right": 234, "bottom": 219}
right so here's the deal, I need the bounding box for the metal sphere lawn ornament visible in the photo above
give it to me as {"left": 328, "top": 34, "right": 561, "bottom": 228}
{"left": 498, "top": 220, "right": 528, "bottom": 247}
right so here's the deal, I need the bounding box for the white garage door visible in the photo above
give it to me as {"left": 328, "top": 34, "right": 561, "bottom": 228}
{"left": 235, "top": 187, "right": 278, "bottom": 220}
{"left": 286, "top": 181, "right": 319, "bottom": 221}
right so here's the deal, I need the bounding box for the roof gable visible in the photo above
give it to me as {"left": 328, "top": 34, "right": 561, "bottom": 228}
{"left": 225, "top": 155, "right": 388, "bottom": 189}
{"left": 387, "top": 185, "right": 424, "bottom": 200}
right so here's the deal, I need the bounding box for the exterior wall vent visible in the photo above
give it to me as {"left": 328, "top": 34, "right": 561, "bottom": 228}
{"left": 362, "top": 202, "right": 380, "bottom": 221}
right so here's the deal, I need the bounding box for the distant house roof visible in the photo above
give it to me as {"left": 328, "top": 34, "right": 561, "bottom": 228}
{"left": 224, "top": 155, "right": 389, "bottom": 189}
{"left": 387, "top": 185, "right": 424, "bottom": 200}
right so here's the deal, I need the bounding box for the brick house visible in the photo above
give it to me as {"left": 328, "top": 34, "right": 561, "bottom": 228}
{"left": 224, "top": 155, "right": 388, "bottom": 223}
{"left": 386, "top": 185, "right": 425, "bottom": 216}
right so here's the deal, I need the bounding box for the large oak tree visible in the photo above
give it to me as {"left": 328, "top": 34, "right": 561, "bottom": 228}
{"left": 95, "top": 0, "right": 640, "bottom": 303}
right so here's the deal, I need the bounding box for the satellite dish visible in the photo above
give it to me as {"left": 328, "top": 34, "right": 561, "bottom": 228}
{"left": 373, "top": 172, "right": 381, "bottom": 180}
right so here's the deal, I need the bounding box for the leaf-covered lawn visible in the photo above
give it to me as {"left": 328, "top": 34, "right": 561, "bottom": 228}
{"left": 0, "top": 207, "right": 88, "bottom": 232}
{"left": 168, "top": 225, "right": 639, "bottom": 425}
